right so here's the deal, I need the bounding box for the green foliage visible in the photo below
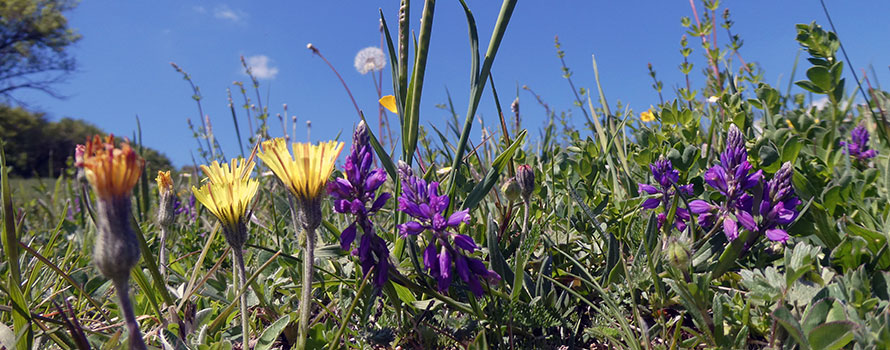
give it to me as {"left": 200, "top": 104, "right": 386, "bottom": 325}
{"left": 0, "top": 0, "right": 81, "bottom": 99}
{"left": 3, "top": 1, "right": 890, "bottom": 349}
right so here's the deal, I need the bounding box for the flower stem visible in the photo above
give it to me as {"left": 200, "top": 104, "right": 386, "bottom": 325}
{"left": 297, "top": 226, "right": 316, "bottom": 349}
{"left": 159, "top": 226, "right": 168, "bottom": 277}
{"left": 233, "top": 249, "right": 250, "bottom": 349}
{"left": 113, "top": 277, "right": 147, "bottom": 350}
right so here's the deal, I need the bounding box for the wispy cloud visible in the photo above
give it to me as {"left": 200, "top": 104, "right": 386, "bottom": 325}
{"left": 213, "top": 5, "right": 246, "bottom": 23}
{"left": 192, "top": 5, "right": 206, "bottom": 14}
{"left": 244, "top": 55, "right": 279, "bottom": 80}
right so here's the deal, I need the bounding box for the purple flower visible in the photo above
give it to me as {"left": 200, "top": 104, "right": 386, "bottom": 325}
{"left": 397, "top": 162, "right": 500, "bottom": 297}
{"left": 638, "top": 157, "right": 693, "bottom": 231}
{"left": 328, "top": 121, "right": 391, "bottom": 287}
{"left": 173, "top": 193, "right": 198, "bottom": 221}
{"left": 840, "top": 124, "right": 877, "bottom": 162}
{"left": 691, "top": 125, "right": 762, "bottom": 240}
{"left": 756, "top": 162, "right": 800, "bottom": 243}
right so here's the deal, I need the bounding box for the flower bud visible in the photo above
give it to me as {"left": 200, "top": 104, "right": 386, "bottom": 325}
{"left": 501, "top": 177, "right": 521, "bottom": 203}
{"left": 156, "top": 171, "right": 175, "bottom": 227}
{"left": 515, "top": 164, "right": 535, "bottom": 202}
{"left": 664, "top": 237, "right": 690, "bottom": 270}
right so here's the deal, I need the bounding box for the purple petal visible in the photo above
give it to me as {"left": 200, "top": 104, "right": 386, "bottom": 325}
{"left": 364, "top": 168, "right": 387, "bottom": 192}
{"left": 641, "top": 197, "right": 661, "bottom": 209}
{"left": 439, "top": 247, "right": 452, "bottom": 279}
{"left": 339, "top": 223, "right": 357, "bottom": 250}
{"left": 398, "top": 221, "right": 425, "bottom": 236}
{"left": 679, "top": 184, "right": 694, "bottom": 196}
{"left": 704, "top": 166, "right": 728, "bottom": 193}
{"left": 742, "top": 170, "right": 763, "bottom": 190}
{"left": 689, "top": 200, "right": 713, "bottom": 214}
{"left": 638, "top": 183, "right": 659, "bottom": 195}
{"left": 333, "top": 199, "right": 351, "bottom": 214}
{"left": 765, "top": 228, "right": 789, "bottom": 243}
{"left": 453, "top": 234, "right": 478, "bottom": 252}
{"left": 735, "top": 210, "right": 758, "bottom": 231}
{"left": 467, "top": 257, "right": 487, "bottom": 275}
{"left": 423, "top": 241, "right": 437, "bottom": 272}
{"left": 455, "top": 255, "right": 471, "bottom": 283}
{"left": 467, "top": 275, "right": 484, "bottom": 297}
{"left": 370, "top": 192, "right": 391, "bottom": 212}
{"left": 447, "top": 209, "right": 471, "bottom": 227}
{"left": 723, "top": 217, "right": 738, "bottom": 241}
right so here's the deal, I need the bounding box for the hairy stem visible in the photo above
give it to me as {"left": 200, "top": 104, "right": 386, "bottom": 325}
{"left": 158, "top": 226, "right": 168, "bottom": 276}
{"left": 234, "top": 249, "right": 250, "bottom": 348}
{"left": 297, "top": 226, "right": 316, "bottom": 349}
{"left": 113, "top": 277, "right": 147, "bottom": 350}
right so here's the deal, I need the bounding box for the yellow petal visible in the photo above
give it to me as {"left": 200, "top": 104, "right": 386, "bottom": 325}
{"left": 379, "top": 95, "right": 398, "bottom": 114}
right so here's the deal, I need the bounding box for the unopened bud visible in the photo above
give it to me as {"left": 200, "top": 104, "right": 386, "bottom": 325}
{"left": 156, "top": 171, "right": 175, "bottom": 227}
{"left": 515, "top": 164, "right": 535, "bottom": 202}
{"left": 665, "top": 237, "right": 690, "bottom": 269}
{"left": 501, "top": 178, "right": 521, "bottom": 203}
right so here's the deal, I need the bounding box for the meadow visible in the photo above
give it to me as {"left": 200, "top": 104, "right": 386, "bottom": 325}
{"left": 2, "top": 1, "right": 890, "bottom": 349}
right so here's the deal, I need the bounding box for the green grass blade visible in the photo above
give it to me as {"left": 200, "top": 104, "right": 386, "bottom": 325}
{"left": 403, "top": 0, "right": 437, "bottom": 163}
{"left": 446, "top": 0, "right": 518, "bottom": 201}
{"left": 0, "top": 140, "right": 32, "bottom": 349}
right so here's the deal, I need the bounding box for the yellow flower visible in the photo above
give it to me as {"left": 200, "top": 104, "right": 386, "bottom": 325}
{"left": 379, "top": 95, "right": 398, "bottom": 114}
{"left": 640, "top": 109, "right": 656, "bottom": 122}
{"left": 785, "top": 119, "right": 795, "bottom": 130}
{"left": 257, "top": 138, "right": 344, "bottom": 201}
{"left": 192, "top": 158, "right": 259, "bottom": 232}
{"left": 156, "top": 170, "right": 173, "bottom": 196}
{"left": 78, "top": 135, "right": 145, "bottom": 200}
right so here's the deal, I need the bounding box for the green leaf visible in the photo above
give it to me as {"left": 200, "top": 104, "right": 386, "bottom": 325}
{"left": 806, "top": 66, "right": 832, "bottom": 91}
{"left": 807, "top": 321, "right": 856, "bottom": 350}
{"left": 796, "top": 80, "right": 825, "bottom": 94}
{"left": 801, "top": 298, "right": 833, "bottom": 334}
{"left": 758, "top": 143, "right": 780, "bottom": 170}
{"left": 256, "top": 315, "right": 290, "bottom": 350}
{"left": 772, "top": 305, "right": 810, "bottom": 349}
{"left": 781, "top": 137, "right": 803, "bottom": 164}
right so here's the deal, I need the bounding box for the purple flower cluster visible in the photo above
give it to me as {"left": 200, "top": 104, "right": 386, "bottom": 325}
{"left": 689, "top": 125, "right": 762, "bottom": 240}
{"left": 840, "top": 124, "right": 877, "bottom": 162}
{"left": 397, "top": 162, "right": 500, "bottom": 297}
{"left": 639, "top": 158, "right": 693, "bottom": 231}
{"left": 328, "top": 121, "right": 392, "bottom": 287}
{"left": 689, "top": 125, "right": 798, "bottom": 243}
{"left": 758, "top": 162, "right": 799, "bottom": 242}
{"left": 173, "top": 194, "right": 198, "bottom": 221}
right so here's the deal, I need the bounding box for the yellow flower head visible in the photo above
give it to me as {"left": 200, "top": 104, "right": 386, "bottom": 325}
{"left": 191, "top": 158, "right": 259, "bottom": 233}
{"left": 258, "top": 138, "right": 343, "bottom": 201}
{"left": 640, "top": 108, "right": 656, "bottom": 122}
{"left": 156, "top": 170, "right": 173, "bottom": 196}
{"left": 77, "top": 135, "right": 145, "bottom": 200}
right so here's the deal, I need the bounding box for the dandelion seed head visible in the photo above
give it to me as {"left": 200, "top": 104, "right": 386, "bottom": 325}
{"left": 354, "top": 47, "right": 386, "bottom": 74}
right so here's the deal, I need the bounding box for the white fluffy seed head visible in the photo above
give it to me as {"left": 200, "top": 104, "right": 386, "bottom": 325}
{"left": 354, "top": 47, "right": 386, "bottom": 75}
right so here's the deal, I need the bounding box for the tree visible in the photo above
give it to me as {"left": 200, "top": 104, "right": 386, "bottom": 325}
{"left": 0, "top": 0, "right": 80, "bottom": 101}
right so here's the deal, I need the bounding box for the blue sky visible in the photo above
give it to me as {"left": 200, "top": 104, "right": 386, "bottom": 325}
{"left": 13, "top": 1, "right": 890, "bottom": 168}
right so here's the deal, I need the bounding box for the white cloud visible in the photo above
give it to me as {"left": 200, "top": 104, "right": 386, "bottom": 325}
{"left": 193, "top": 5, "right": 206, "bottom": 14}
{"left": 213, "top": 5, "right": 246, "bottom": 23}
{"left": 244, "top": 55, "right": 279, "bottom": 80}
{"left": 810, "top": 96, "right": 829, "bottom": 110}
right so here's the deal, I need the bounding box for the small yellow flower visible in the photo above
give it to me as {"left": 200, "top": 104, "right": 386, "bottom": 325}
{"left": 156, "top": 170, "right": 173, "bottom": 196}
{"left": 78, "top": 135, "right": 145, "bottom": 200}
{"left": 640, "top": 108, "right": 656, "bottom": 122}
{"left": 379, "top": 95, "right": 398, "bottom": 114}
{"left": 785, "top": 119, "right": 795, "bottom": 130}
{"left": 257, "top": 138, "right": 344, "bottom": 201}
{"left": 192, "top": 158, "right": 259, "bottom": 232}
